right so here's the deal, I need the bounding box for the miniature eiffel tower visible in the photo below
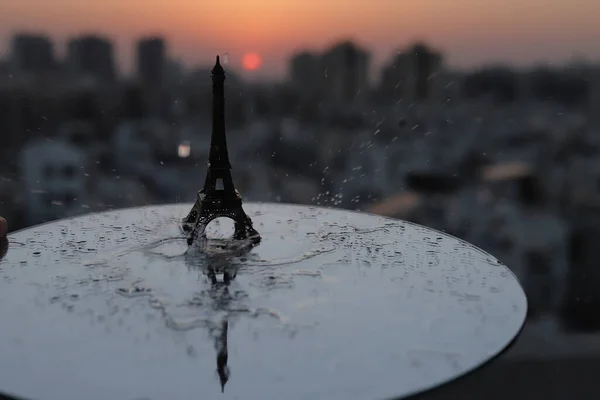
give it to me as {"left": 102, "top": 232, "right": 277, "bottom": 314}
{"left": 182, "top": 56, "right": 260, "bottom": 246}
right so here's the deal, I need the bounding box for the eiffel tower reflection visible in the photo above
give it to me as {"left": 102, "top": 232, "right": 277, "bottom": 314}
{"left": 206, "top": 265, "right": 235, "bottom": 393}
{"left": 185, "top": 238, "right": 256, "bottom": 394}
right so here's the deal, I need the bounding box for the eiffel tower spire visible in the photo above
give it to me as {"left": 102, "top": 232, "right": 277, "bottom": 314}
{"left": 182, "top": 56, "right": 260, "bottom": 245}
{"left": 208, "top": 56, "right": 231, "bottom": 171}
{"left": 202, "top": 55, "right": 235, "bottom": 194}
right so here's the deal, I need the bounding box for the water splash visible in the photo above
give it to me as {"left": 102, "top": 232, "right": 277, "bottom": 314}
{"left": 116, "top": 283, "right": 152, "bottom": 298}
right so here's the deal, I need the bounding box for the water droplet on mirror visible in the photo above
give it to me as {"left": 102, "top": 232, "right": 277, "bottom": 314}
{"left": 116, "top": 285, "right": 152, "bottom": 298}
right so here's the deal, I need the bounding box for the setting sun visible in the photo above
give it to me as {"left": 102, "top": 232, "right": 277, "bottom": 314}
{"left": 242, "top": 52, "right": 262, "bottom": 71}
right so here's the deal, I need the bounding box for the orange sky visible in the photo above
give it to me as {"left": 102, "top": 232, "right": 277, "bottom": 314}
{"left": 1, "top": 0, "right": 599, "bottom": 79}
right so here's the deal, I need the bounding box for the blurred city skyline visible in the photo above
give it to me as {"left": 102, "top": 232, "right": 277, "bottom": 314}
{"left": 1, "top": 0, "right": 599, "bottom": 79}
{"left": 4, "top": 3, "right": 600, "bottom": 395}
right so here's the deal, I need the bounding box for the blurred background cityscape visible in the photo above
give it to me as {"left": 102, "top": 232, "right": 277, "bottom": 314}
{"left": 1, "top": 1, "right": 600, "bottom": 398}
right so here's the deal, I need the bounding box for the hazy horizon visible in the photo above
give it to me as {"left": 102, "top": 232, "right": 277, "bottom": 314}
{"left": 1, "top": 0, "right": 599, "bottom": 79}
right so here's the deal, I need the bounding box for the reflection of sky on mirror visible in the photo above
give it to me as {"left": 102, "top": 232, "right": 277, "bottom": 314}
{"left": 1, "top": 0, "right": 599, "bottom": 77}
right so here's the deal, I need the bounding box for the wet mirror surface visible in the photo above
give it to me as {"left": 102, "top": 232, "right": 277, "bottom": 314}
{"left": 0, "top": 204, "right": 526, "bottom": 400}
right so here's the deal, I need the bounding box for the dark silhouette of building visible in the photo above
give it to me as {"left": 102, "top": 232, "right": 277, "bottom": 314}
{"left": 67, "top": 35, "right": 116, "bottom": 82}
{"left": 379, "top": 42, "right": 443, "bottom": 103}
{"left": 320, "top": 41, "right": 370, "bottom": 104}
{"left": 463, "top": 66, "right": 519, "bottom": 103}
{"left": 412, "top": 43, "right": 441, "bottom": 101}
{"left": 136, "top": 37, "right": 166, "bottom": 87}
{"left": 289, "top": 51, "right": 320, "bottom": 99}
{"left": 11, "top": 33, "right": 55, "bottom": 73}
{"left": 119, "top": 83, "right": 148, "bottom": 119}
{"left": 530, "top": 67, "right": 589, "bottom": 106}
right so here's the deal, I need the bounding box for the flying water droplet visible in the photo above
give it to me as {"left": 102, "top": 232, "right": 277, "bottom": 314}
{"left": 116, "top": 285, "right": 152, "bottom": 298}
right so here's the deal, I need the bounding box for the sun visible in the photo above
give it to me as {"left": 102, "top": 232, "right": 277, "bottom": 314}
{"left": 242, "top": 52, "right": 262, "bottom": 71}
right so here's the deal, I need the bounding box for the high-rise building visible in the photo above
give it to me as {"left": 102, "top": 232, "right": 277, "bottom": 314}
{"left": 320, "top": 41, "right": 370, "bottom": 104}
{"left": 411, "top": 44, "right": 443, "bottom": 102}
{"left": 136, "top": 37, "right": 166, "bottom": 87}
{"left": 379, "top": 52, "right": 410, "bottom": 100}
{"left": 11, "top": 34, "right": 55, "bottom": 73}
{"left": 380, "top": 43, "right": 444, "bottom": 104}
{"left": 589, "top": 67, "right": 600, "bottom": 125}
{"left": 67, "top": 35, "right": 116, "bottom": 82}
{"left": 289, "top": 51, "right": 320, "bottom": 98}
